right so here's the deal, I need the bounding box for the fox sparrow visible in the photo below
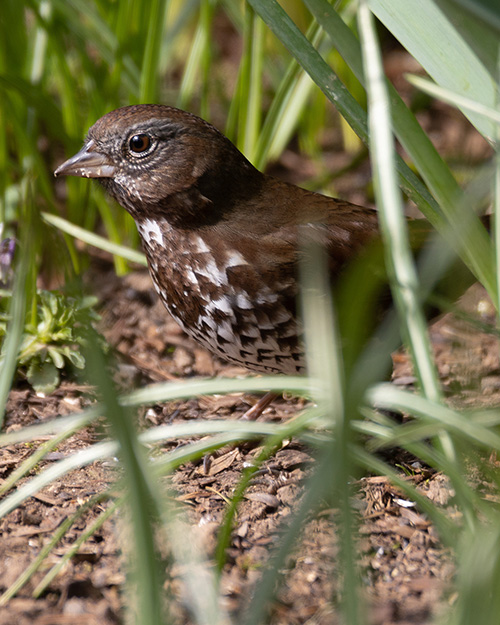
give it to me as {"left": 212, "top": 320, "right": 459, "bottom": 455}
{"left": 53, "top": 105, "right": 460, "bottom": 381}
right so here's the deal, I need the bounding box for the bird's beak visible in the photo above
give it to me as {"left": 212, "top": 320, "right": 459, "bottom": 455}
{"left": 54, "top": 140, "right": 116, "bottom": 179}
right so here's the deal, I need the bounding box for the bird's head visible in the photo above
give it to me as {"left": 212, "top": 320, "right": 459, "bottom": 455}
{"left": 55, "top": 104, "right": 262, "bottom": 225}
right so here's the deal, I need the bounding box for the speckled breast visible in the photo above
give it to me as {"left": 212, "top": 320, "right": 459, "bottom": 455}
{"left": 137, "top": 217, "right": 305, "bottom": 374}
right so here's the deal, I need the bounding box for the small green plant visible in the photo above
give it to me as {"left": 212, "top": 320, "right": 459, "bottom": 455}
{"left": 0, "top": 288, "right": 101, "bottom": 393}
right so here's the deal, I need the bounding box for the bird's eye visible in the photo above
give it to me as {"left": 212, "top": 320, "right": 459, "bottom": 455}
{"left": 128, "top": 134, "right": 152, "bottom": 154}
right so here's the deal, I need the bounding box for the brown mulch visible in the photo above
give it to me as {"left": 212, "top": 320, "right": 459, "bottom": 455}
{"left": 1, "top": 264, "right": 499, "bottom": 625}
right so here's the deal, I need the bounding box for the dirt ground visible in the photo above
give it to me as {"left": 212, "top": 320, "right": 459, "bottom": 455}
{"left": 2, "top": 271, "right": 499, "bottom": 625}
{"left": 1, "top": 49, "right": 498, "bottom": 625}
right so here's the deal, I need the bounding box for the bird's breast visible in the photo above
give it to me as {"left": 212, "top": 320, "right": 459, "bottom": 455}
{"left": 136, "top": 217, "right": 304, "bottom": 374}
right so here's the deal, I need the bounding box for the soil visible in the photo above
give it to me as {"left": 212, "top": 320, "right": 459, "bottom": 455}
{"left": 2, "top": 274, "right": 499, "bottom": 625}
{"left": 1, "top": 49, "right": 497, "bottom": 625}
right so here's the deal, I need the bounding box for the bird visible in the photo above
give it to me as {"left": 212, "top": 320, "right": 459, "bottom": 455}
{"left": 53, "top": 104, "right": 476, "bottom": 412}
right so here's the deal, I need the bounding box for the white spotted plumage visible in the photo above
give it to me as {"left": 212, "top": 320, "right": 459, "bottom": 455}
{"left": 136, "top": 217, "right": 304, "bottom": 374}
{"left": 138, "top": 218, "right": 164, "bottom": 246}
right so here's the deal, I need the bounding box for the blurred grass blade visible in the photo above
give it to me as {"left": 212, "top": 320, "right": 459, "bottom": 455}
{"left": 0, "top": 405, "right": 322, "bottom": 449}
{"left": 298, "top": 239, "right": 362, "bottom": 623}
{"left": 139, "top": 0, "right": 168, "bottom": 102}
{"left": 0, "top": 256, "right": 27, "bottom": 427}
{"left": 248, "top": 0, "right": 368, "bottom": 140}
{"left": 358, "top": 3, "right": 441, "bottom": 402}
{"left": 0, "top": 411, "right": 325, "bottom": 523}
{"left": 357, "top": 5, "right": 482, "bottom": 526}
{"left": 0, "top": 180, "right": 37, "bottom": 426}
{"left": 0, "top": 376, "right": 322, "bottom": 448}
{"left": 177, "top": 0, "right": 216, "bottom": 115}
{"left": 0, "top": 440, "right": 117, "bottom": 520}
{"left": 247, "top": 0, "right": 438, "bottom": 213}
{"left": 367, "top": 383, "right": 500, "bottom": 452}
{"left": 450, "top": 0, "right": 500, "bottom": 32}
{"left": 357, "top": 413, "right": 487, "bottom": 524}
{"left": 122, "top": 374, "right": 314, "bottom": 407}
{"left": 496, "top": 85, "right": 500, "bottom": 318}
{"left": 254, "top": 20, "right": 323, "bottom": 169}
{"left": 248, "top": 0, "right": 495, "bottom": 298}
{"left": 304, "top": 0, "right": 495, "bottom": 300}
{"left": 215, "top": 434, "right": 290, "bottom": 572}
{"left": 90, "top": 190, "right": 131, "bottom": 275}
{"left": 242, "top": 453, "right": 334, "bottom": 625}
{"left": 163, "top": 510, "right": 231, "bottom": 625}
{"left": 451, "top": 524, "right": 500, "bottom": 625}
{"left": 0, "top": 514, "right": 80, "bottom": 606}
{"left": 83, "top": 336, "right": 166, "bottom": 625}
{"left": 0, "top": 427, "right": 79, "bottom": 497}
{"left": 33, "top": 496, "right": 120, "bottom": 599}
{"left": 407, "top": 74, "right": 500, "bottom": 126}
{"left": 237, "top": 235, "right": 356, "bottom": 624}
{"left": 42, "top": 212, "right": 147, "bottom": 266}
{"left": 369, "top": 0, "right": 498, "bottom": 139}
{"left": 352, "top": 445, "right": 459, "bottom": 540}
{"left": 32, "top": 0, "right": 140, "bottom": 92}
{"left": 242, "top": 7, "right": 265, "bottom": 162}
{"left": 300, "top": 240, "right": 344, "bottom": 420}
{"left": 0, "top": 493, "right": 114, "bottom": 605}
{"left": 229, "top": 4, "right": 266, "bottom": 162}
{"left": 0, "top": 407, "right": 100, "bottom": 447}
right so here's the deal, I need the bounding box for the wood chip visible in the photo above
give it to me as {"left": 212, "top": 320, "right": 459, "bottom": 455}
{"left": 244, "top": 492, "right": 280, "bottom": 509}
{"left": 205, "top": 448, "right": 239, "bottom": 476}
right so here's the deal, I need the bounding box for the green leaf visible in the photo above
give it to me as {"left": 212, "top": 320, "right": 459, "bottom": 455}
{"left": 26, "top": 360, "right": 60, "bottom": 394}
{"left": 65, "top": 348, "right": 86, "bottom": 370}
{"left": 47, "top": 346, "right": 65, "bottom": 369}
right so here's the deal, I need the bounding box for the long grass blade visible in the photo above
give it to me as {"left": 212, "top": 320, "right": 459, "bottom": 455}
{"left": 358, "top": 3, "right": 441, "bottom": 401}
{"left": 41, "top": 212, "right": 147, "bottom": 266}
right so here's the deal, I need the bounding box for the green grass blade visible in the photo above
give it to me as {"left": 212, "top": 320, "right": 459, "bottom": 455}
{"left": 32, "top": 496, "right": 120, "bottom": 599}
{"left": 139, "top": 0, "right": 169, "bottom": 102}
{"left": 369, "top": 0, "right": 498, "bottom": 139}
{"left": 496, "top": 78, "right": 500, "bottom": 320}
{"left": 177, "top": 0, "right": 216, "bottom": 116}
{"left": 358, "top": 4, "right": 441, "bottom": 402}
{"left": 246, "top": 0, "right": 486, "bottom": 282}
{"left": 304, "top": 0, "right": 495, "bottom": 299}
{"left": 0, "top": 493, "right": 113, "bottom": 605}
{"left": 0, "top": 513, "right": 78, "bottom": 605}
{"left": 83, "top": 338, "right": 166, "bottom": 625}
{"left": 367, "top": 384, "right": 500, "bottom": 452}
{"left": 0, "top": 263, "right": 27, "bottom": 427}
{"left": 41, "top": 212, "right": 147, "bottom": 266}
{"left": 248, "top": 0, "right": 368, "bottom": 140}
{"left": 407, "top": 74, "right": 500, "bottom": 124}
{"left": 242, "top": 9, "right": 265, "bottom": 162}
{"left": 254, "top": 20, "right": 323, "bottom": 169}
{"left": 242, "top": 453, "right": 334, "bottom": 625}
{"left": 0, "top": 182, "right": 37, "bottom": 426}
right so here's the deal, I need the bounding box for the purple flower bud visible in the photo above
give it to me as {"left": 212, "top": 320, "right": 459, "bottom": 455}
{"left": 0, "top": 238, "right": 16, "bottom": 288}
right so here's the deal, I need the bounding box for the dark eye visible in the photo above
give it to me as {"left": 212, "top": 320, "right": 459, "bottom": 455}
{"left": 129, "top": 134, "right": 151, "bottom": 153}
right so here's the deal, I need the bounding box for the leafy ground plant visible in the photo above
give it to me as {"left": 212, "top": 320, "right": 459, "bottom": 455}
{"left": 0, "top": 286, "right": 100, "bottom": 393}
